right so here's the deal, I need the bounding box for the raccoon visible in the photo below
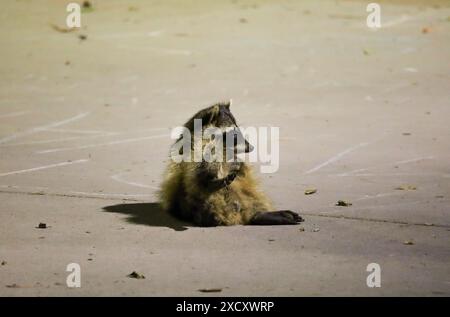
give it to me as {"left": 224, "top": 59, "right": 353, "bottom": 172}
{"left": 159, "top": 101, "right": 303, "bottom": 226}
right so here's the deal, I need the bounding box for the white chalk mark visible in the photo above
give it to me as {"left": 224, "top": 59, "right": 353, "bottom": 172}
{"left": 69, "top": 191, "right": 153, "bottom": 198}
{"left": 323, "top": 198, "right": 440, "bottom": 215}
{"left": 37, "top": 133, "right": 170, "bottom": 154}
{"left": 158, "top": 48, "right": 192, "bottom": 55}
{"left": 131, "top": 127, "right": 169, "bottom": 133}
{"left": 360, "top": 200, "right": 430, "bottom": 209}
{"left": 116, "top": 45, "right": 192, "bottom": 56}
{"left": 403, "top": 67, "right": 418, "bottom": 73}
{"left": 396, "top": 156, "right": 434, "bottom": 164}
{"left": 111, "top": 173, "right": 159, "bottom": 190}
{"left": 42, "top": 128, "right": 112, "bottom": 134}
{"left": 0, "top": 111, "right": 30, "bottom": 119}
{"left": 95, "top": 31, "right": 164, "bottom": 39}
{"left": 44, "top": 127, "right": 166, "bottom": 135}
{"left": 147, "top": 30, "right": 163, "bottom": 37}
{"left": 395, "top": 97, "right": 411, "bottom": 105}
{"left": 355, "top": 192, "right": 403, "bottom": 201}
{"left": 336, "top": 172, "right": 443, "bottom": 177}
{"left": 0, "top": 184, "right": 153, "bottom": 199}
{"left": 304, "top": 142, "right": 369, "bottom": 174}
{"left": 1, "top": 128, "right": 168, "bottom": 147}
{"left": 336, "top": 156, "right": 434, "bottom": 176}
{"left": 401, "top": 47, "right": 416, "bottom": 54}
{"left": 0, "top": 184, "right": 49, "bottom": 191}
{"left": 382, "top": 15, "right": 411, "bottom": 28}
{"left": 381, "top": 83, "right": 412, "bottom": 94}
{"left": 309, "top": 81, "right": 341, "bottom": 89}
{"left": 0, "top": 133, "right": 119, "bottom": 147}
{"left": 119, "top": 75, "right": 139, "bottom": 83}
{"left": 323, "top": 199, "right": 428, "bottom": 214}
{"left": 0, "top": 112, "right": 90, "bottom": 144}
{"left": 0, "top": 159, "right": 89, "bottom": 177}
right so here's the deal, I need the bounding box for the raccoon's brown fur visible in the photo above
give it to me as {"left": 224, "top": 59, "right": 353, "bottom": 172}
{"left": 159, "top": 101, "right": 303, "bottom": 226}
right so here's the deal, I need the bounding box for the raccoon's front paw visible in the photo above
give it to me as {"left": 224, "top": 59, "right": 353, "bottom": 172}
{"left": 250, "top": 210, "right": 304, "bottom": 225}
{"left": 224, "top": 172, "right": 237, "bottom": 186}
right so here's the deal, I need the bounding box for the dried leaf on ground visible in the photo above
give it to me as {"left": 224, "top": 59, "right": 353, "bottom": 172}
{"left": 198, "top": 288, "right": 222, "bottom": 293}
{"left": 127, "top": 271, "right": 145, "bottom": 279}
{"left": 304, "top": 188, "right": 317, "bottom": 195}
{"left": 336, "top": 200, "right": 352, "bottom": 207}
{"left": 50, "top": 24, "right": 77, "bottom": 33}
{"left": 82, "top": 1, "right": 94, "bottom": 13}
{"left": 6, "top": 283, "right": 20, "bottom": 288}
{"left": 395, "top": 185, "right": 417, "bottom": 190}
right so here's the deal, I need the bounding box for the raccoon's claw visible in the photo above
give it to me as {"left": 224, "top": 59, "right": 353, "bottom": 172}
{"left": 280, "top": 210, "right": 304, "bottom": 223}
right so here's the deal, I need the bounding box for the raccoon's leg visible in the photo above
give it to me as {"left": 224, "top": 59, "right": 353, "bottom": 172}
{"left": 193, "top": 210, "right": 221, "bottom": 227}
{"left": 197, "top": 163, "right": 238, "bottom": 191}
{"left": 249, "top": 210, "right": 303, "bottom": 225}
{"left": 186, "top": 196, "right": 221, "bottom": 227}
{"left": 205, "top": 173, "right": 236, "bottom": 190}
{"left": 191, "top": 199, "right": 245, "bottom": 227}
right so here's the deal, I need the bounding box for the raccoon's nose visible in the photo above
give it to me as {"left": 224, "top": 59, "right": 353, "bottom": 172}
{"left": 245, "top": 140, "right": 254, "bottom": 153}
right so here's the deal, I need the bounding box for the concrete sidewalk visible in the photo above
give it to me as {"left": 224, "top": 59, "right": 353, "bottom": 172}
{"left": 0, "top": 0, "right": 449, "bottom": 296}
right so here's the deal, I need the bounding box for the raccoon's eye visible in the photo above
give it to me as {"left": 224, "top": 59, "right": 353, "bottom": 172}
{"left": 222, "top": 131, "right": 239, "bottom": 147}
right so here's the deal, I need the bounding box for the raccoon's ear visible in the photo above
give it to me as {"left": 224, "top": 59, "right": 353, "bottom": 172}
{"left": 219, "top": 99, "right": 231, "bottom": 110}
{"left": 184, "top": 105, "right": 219, "bottom": 130}
{"left": 227, "top": 99, "right": 232, "bottom": 110}
{"left": 206, "top": 105, "right": 220, "bottom": 124}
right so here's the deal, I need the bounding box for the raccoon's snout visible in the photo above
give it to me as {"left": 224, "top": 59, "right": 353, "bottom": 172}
{"left": 234, "top": 136, "right": 253, "bottom": 154}
{"left": 245, "top": 139, "right": 254, "bottom": 153}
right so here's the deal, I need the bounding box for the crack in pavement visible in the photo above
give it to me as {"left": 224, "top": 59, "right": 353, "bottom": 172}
{"left": 300, "top": 212, "right": 449, "bottom": 229}
{"left": 0, "top": 189, "right": 148, "bottom": 202}
{"left": 1, "top": 189, "right": 448, "bottom": 229}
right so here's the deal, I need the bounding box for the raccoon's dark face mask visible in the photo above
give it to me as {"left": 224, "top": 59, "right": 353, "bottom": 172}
{"left": 216, "top": 102, "right": 254, "bottom": 154}
{"left": 184, "top": 100, "right": 254, "bottom": 154}
{"left": 223, "top": 128, "right": 254, "bottom": 154}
